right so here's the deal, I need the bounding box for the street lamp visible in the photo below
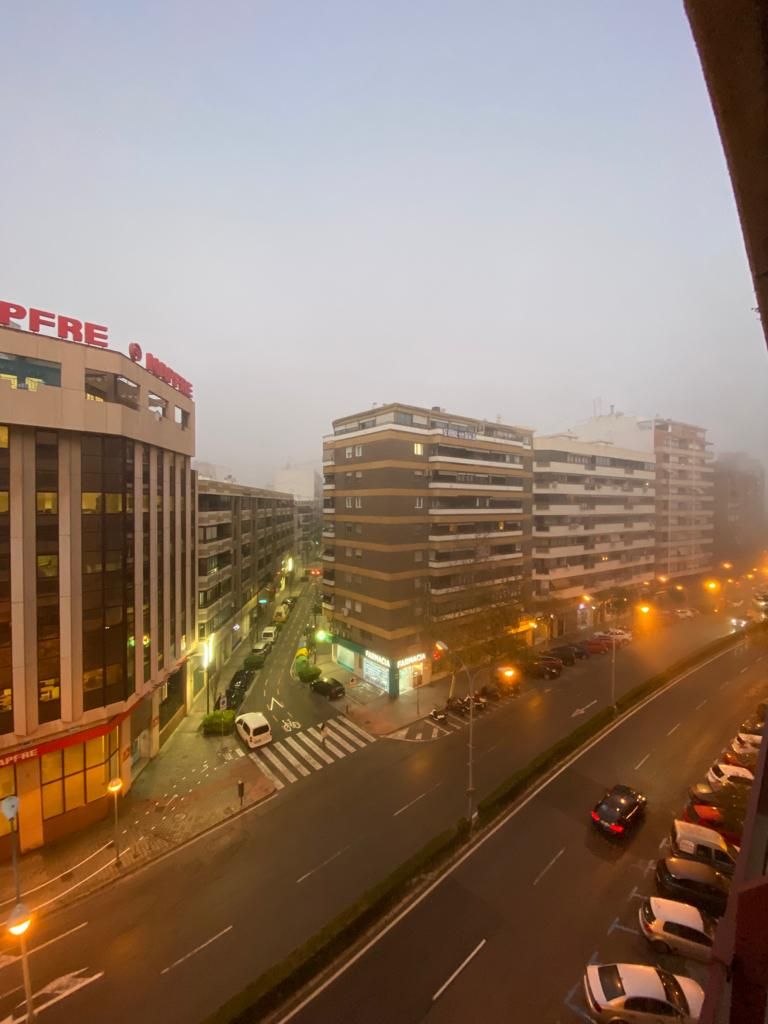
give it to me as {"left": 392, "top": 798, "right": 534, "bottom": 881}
{"left": 8, "top": 903, "right": 34, "bottom": 1021}
{"left": 107, "top": 777, "right": 123, "bottom": 867}
{"left": 202, "top": 637, "right": 214, "bottom": 714}
{"left": 435, "top": 641, "right": 478, "bottom": 827}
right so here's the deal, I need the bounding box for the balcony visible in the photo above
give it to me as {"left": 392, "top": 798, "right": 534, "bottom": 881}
{"left": 532, "top": 543, "right": 586, "bottom": 557}
{"left": 428, "top": 480, "right": 524, "bottom": 492}
{"left": 429, "top": 527, "right": 523, "bottom": 542}
{"left": 429, "top": 506, "right": 523, "bottom": 515}
{"left": 533, "top": 564, "right": 584, "bottom": 580}
{"left": 323, "top": 506, "right": 335, "bottom": 514}
{"left": 322, "top": 528, "right": 335, "bottom": 539}
{"left": 323, "top": 481, "right": 335, "bottom": 490}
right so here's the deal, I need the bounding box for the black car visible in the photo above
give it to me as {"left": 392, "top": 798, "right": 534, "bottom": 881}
{"left": 547, "top": 645, "right": 576, "bottom": 666}
{"left": 226, "top": 679, "right": 249, "bottom": 710}
{"left": 591, "top": 784, "right": 647, "bottom": 837}
{"left": 514, "top": 656, "right": 561, "bottom": 680}
{"left": 569, "top": 642, "right": 593, "bottom": 658}
{"left": 311, "top": 677, "right": 345, "bottom": 700}
{"left": 655, "top": 857, "right": 730, "bottom": 917}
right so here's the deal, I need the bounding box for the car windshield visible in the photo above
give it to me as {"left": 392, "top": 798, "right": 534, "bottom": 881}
{"left": 656, "top": 969, "right": 688, "bottom": 1014}
{"left": 595, "top": 800, "right": 621, "bottom": 822}
{"left": 597, "top": 965, "right": 624, "bottom": 1001}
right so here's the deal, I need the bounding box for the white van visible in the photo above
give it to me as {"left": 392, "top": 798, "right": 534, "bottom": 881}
{"left": 670, "top": 820, "right": 739, "bottom": 876}
{"left": 235, "top": 712, "right": 272, "bottom": 749}
{"left": 261, "top": 626, "right": 278, "bottom": 644}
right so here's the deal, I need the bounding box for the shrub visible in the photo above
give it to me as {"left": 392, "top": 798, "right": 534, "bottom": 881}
{"left": 202, "top": 710, "right": 235, "bottom": 735}
{"left": 243, "top": 654, "right": 264, "bottom": 671}
{"left": 297, "top": 665, "right": 321, "bottom": 683}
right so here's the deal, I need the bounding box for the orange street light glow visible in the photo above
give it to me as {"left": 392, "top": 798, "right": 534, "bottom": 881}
{"left": 639, "top": 605, "right": 651, "bottom": 614}
{"left": 658, "top": 576, "right": 668, "bottom": 583}
{"left": 721, "top": 562, "right": 733, "bottom": 570}
{"left": 704, "top": 580, "right": 718, "bottom": 592}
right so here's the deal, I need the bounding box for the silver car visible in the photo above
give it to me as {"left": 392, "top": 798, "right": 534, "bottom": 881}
{"left": 639, "top": 897, "right": 716, "bottom": 961}
{"left": 583, "top": 963, "right": 703, "bottom": 1022}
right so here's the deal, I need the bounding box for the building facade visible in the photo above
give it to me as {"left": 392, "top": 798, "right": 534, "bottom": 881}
{"left": 195, "top": 480, "right": 294, "bottom": 685}
{"left": 713, "top": 452, "right": 766, "bottom": 565}
{"left": 533, "top": 435, "right": 656, "bottom": 631}
{"left": 321, "top": 403, "right": 533, "bottom": 696}
{"left": 573, "top": 412, "right": 714, "bottom": 581}
{"left": 0, "top": 323, "right": 195, "bottom": 854}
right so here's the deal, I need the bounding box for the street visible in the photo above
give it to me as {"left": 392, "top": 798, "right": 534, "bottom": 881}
{"left": 0, "top": 614, "right": 752, "bottom": 1023}
{"left": 284, "top": 639, "right": 766, "bottom": 1023}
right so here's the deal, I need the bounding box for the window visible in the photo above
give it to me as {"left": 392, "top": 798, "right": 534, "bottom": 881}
{"left": 414, "top": 551, "right": 423, "bottom": 562}
{"left": 355, "top": 471, "right": 362, "bottom": 479}
{"left": 354, "top": 549, "right": 362, "bottom": 558}
{"left": 414, "top": 443, "right": 423, "bottom": 455}
{"left": 355, "top": 524, "right": 363, "bottom": 534}
{"left": 345, "top": 447, "right": 353, "bottom": 458}
{"left": 354, "top": 497, "right": 362, "bottom": 508}
{"left": 37, "top": 554, "right": 58, "bottom": 578}
{"left": 345, "top": 497, "right": 353, "bottom": 509}
{"left": 354, "top": 601, "right": 362, "bottom": 613}
{"left": 354, "top": 445, "right": 363, "bottom": 457}
{"left": 415, "top": 497, "right": 424, "bottom": 509}
{"left": 346, "top": 472, "right": 353, "bottom": 480}
{"left": 36, "top": 492, "right": 58, "bottom": 514}
{"left": 345, "top": 547, "right": 353, "bottom": 557}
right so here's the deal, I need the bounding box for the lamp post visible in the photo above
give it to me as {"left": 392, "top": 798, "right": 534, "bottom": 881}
{"left": 435, "top": 641, "right": 477, "bottom": 826}
{"left": 610, "top": 635, "right": 617, "bottom": 710}
{"left": 107, "top": 777, "right": 123, "bottom": 867}
{"left": 0, "top": 796, "right": 21, "bottom": 904}
{"left": 8, "top": 903, "right": 35, "bottom": 1022}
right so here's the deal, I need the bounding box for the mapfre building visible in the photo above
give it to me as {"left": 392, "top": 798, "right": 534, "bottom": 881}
{"left": 0, "top": 304, "right": 195, "bottom": 854}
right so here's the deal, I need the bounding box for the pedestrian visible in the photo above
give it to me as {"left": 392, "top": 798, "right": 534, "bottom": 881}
{"left": 237, "top": 779, "right": 245, "bottom": 809}
{"left": 318, "top": 720, "right": 326, "bottom": 747}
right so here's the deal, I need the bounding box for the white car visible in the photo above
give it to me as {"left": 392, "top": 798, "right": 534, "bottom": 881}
{"left": 706, "top": 762, "right": 754, "bottom": 789}
{"left": 675, "top": 608, "right": 696, "bottom": 619}
{"left": 733, "top": 730, "right": 762, "bottom": 752}
{"left": 593, "top": 628, "right": 632, "bottom": 645}
{"left": 639, "top": 896, "right": 716, "bottom": 961}
{"left": 583, "top": 963, "right": 703, "bottom": 1022}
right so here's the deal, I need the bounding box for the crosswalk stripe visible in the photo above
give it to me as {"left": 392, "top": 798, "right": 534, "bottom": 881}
{"left": 322, "top": 721, "right": 356, "bottom": 753}
{"left": 294, "top": 731, "right": 334, "bottom": 765}
{"left": 275, "top": 741, "right": 311, "bottom": 777}
{"left": 286, "top": 735, "right": 322, "bottom": 771}
{"left": 329, "top": 719, "right": 367, "bottom": 748}
{"left": 308, "top": 727, "right": 345, "bottom": 758}
{"left": 260, "top": 745, "right": 298, "bottom": 783}
{"left": 250, "top": 753, "right": 285, "bottom": 789}
{"left": 339, "top": 716, "right": 376, "bottom": 744}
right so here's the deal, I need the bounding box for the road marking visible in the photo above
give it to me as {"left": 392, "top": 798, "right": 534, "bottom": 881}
{"left": 275, "top": 741, "right": 310, "bottom": 776}
{"left": 608, "top": 916, "right": 641, "bottom": 936}
{"left": 308, "top": 727, "right": 344, "bottom": 758}
{"left": 740, "top": 666, "right": 749, "bottom": 674}
{"left": 696, "top": 699, "right": 708, "bottom": 710}
{"left": 0, "top": 922, "right": 89, "bottom": 973}
{"left": 634, "top": 753, "right": 650, "bottom": 770}
{"left": 571, "top": 699, "right": 597, "bottom": 718}
{"left": 161, "top": 925, "right": 233, "bottom": 975}
{"left": 393, "top": 784, "right": 442, "bottom": 818}
{"left": 286, "top": 735, "right": 322, "bottom": 770}
{"left": 296, "top": 846, "right": 350, "bottom": 884}
{"left": 533, "top": 847, "right": 565, "bottom": 886}
{"left": 0, "top": 844, "right": 111, "bottom": 908}
{"left": 666, "top": 723, "right": 680, "bottom": 736}
{"left": 294, "top": 731, "right": 334, "bottom": 765}
{"left": 329, "top": 719, "right": 368, "bottom": 748}
{"left": 563, "top": 981, "right": 594, "bottom": 1023}
{"left": 249, "top": 755, "right": 285, "bottom": 790}
{"left": 323, "top": 721, "right": 356, "bottom": 752}
{"left": 431, "top": 939, "right": 486, "bottom": 1002}
{"left": 15, "top": 967, "right": 104, "bottom": 1017}
{"left": 627, "top": 886, "right": 645, "bottom": 901}
{"left": 338, "top": 716, "right": 376, "bottom": 744}
{"left": 31, "top": 851, "right": 130, "bottom": 913}
{"left": 720, "top": 678, "right": 732, "bottom": 689}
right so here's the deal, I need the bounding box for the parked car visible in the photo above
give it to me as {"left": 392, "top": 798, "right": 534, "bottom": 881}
{"left": 579, "top": 638, "right": 610, "bottom": 655}
{"left": 593, "top": 627, "right": 633, "bottom": 645}
{"left": 674, "top": 608, "right": 696, "bottom": 619}
{"left": 655, "top": 857, "right": 730, "bottom": 917}
{"left": 310, "top": 677, "right": 345, "bottom": 700}
{"left": 547, "top": 645, "right": 577, "bottom": 666}
{"left": 706, "top": 762, "right": 754, "bottom": 789}
{"left": 261, "top": 626, "right": 278, "bottom": 644}
{"left": 251, "top": 642, "right": 271, "bottom": 658}
{"left": 560, "top": 642, "right": 590, "bottom": 659}
{"left": 683, "top": 803, "right": 743, "bottom": 848}
{"left": 516, "top": 656, "right": 561, "bottom": 679}
{"left": 670, "top": 819, "right": 739, "bottom": 876}
{"left": 733, "top": 728, "right": 763, "bottom": 751}
{"left": 591, "top": 784, "right": 646, "bottom": 838}
{"left": 638, "top": 896, "right": 716, "bottom": 961}
{"left": 583, "top": 963, "right": 703, "bottom": 1023}
{"left": 721, "top": 743, "right": 758, "bottom": 770}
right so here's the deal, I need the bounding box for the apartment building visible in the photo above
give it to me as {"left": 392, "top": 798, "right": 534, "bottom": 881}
{"left": 196, "top": 480, "right": 294, "bottom": 681}
{"left": 322, "top": 403, "right": 533, "bottom": 697}
{"left": 573, "top": 412, "right": 714, "bottom": 581}
{"left": 533, "top": 435, "right": 656, "bottom": 632}
{"left": 713, "top": 452, "right": 766, "bottom": 564}
{"left": 271, "top": 465, "right": 322, "bottom": 567}
{"left": 0, "top": 318, "right": 194, "bottom": 854}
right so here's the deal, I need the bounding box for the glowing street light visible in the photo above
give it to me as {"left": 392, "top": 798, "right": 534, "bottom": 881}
{"left": 639, "top": 605, "right": 651, "bottom": 615}
{"left": 722, "top": 562, "right": 733, "bottom": 570}
{"left": 7, "top": 904, "right": 35, "bottom": 1021}
{"left": 657, "top": 575, "right": 668, "bottom": 583}
{"left": 435, "top": 640, "right": 477, "bottom": 826}
{"left": 704, "top": 580, "right": 719, "bottom": 593}
{"left": 675, "top": 584, "right": 684, "bottom": 591}
{"left": 315, "top": 629, "right": 330, "bottom": 643}
{"left": 107, "top": 777, "right": 123, "bottom": 867}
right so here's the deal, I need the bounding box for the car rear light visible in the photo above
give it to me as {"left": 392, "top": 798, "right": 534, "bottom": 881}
{"left": 591, "top": 811, "right": 600, "bottom": 822}
{"left": 609, "top": 823, "right": 624, "bottom": 834}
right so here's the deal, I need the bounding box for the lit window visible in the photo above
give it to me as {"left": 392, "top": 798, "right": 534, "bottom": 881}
{"left": 36, "top": 554, "right": 58, "bottom": 578}
{"left": 0, "top": 426, "right": 7, "bottom": 448}
{"left": 36, "top": 492, "right": 58, "bottom": 514}
{"left": 81, "top": 492, "right": 102, "bottom": 514}
{"left": 0, "top": 492, "right": 8, "bottom": 514}
{"left": 414, "top": 443, "right": 423, "bottom": 455}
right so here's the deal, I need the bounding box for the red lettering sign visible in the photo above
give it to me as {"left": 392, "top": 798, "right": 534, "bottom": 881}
{"left": 146, "top": 352, "right": 194, "bottom": 398}
{"left": 0, "top": 300, "right": 108, "bottom": 348}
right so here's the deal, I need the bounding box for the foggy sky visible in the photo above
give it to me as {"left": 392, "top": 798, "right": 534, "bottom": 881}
{"left": 2, "top": 2, "right": 765, "bottom": 487}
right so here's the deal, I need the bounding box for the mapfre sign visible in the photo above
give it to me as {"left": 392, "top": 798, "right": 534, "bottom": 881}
{"left": 0, "top": 299, "right": 193, "bottom": 398}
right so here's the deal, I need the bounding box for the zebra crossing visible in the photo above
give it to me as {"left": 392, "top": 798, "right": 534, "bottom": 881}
{"left": 249, "top": 716, "right": 376, "bottom": 789}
